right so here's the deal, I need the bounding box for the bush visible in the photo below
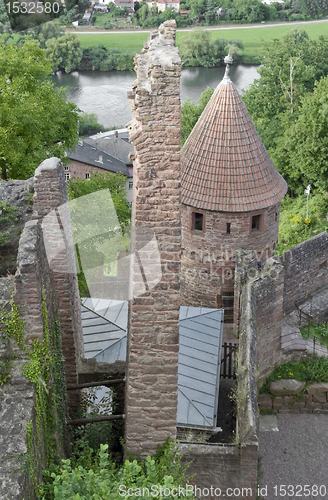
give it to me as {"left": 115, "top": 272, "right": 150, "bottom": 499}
{"left": 78, "top": 112, "right": 106, "bottom": 136}
{"left": 42, "top": 440, "right": 194, "bottom": 500}
{"left": 276, "top": 191, "right": 328, "bottom": 254}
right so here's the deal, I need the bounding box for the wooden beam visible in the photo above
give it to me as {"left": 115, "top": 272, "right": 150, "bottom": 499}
{"left": 67, "top": 378, "right": 125, "bottom": 390}
{"left": 66, "top": 414, "right": 125, "bottom": 426}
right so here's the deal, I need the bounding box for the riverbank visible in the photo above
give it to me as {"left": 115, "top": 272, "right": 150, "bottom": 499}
{"left": 71, "top": 19, "right": 328, "bottom": 63}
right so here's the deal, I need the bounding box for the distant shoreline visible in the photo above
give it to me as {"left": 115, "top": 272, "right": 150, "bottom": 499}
{"left": 70, "top": 19, "right": 328, "bottom": 66}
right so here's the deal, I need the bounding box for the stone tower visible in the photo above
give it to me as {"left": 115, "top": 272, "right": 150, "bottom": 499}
{"left": 180, "top": 55, "right": 287, "bottom": 319}
{"left": 125, "top": 21, "right": 181, "bottom": 456}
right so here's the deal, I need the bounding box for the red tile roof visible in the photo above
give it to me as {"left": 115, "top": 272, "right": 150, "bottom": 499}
{"left": 181, "top": 74, "right": 287, "bottom": 212}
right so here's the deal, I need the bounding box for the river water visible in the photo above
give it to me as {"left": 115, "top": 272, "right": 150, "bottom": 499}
{"left": 52, "top": 64, "right": 259, "bottom": 129}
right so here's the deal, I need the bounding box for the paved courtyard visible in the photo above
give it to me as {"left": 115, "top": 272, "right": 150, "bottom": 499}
{"left": 259, "top": 413, "right": 328, "bottom": 500}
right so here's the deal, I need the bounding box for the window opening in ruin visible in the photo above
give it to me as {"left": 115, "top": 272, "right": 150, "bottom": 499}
{"left": 251, "top": 214, "right": 262, "bottom": 233}
{"left": 226, "top": 223, "right": 231, "bottom": 234}
{"left": 220, "top": 291, "right": 234, "bottom": 323}
{"left": 192, "top": 212, "right": 203, "bottom": 232}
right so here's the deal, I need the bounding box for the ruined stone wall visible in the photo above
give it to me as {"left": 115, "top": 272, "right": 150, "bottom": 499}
{"left": 282, "top": 232, "right": 328, "bottom": 315}
{"left": 235, "top": 253, "right": 284, "bottom": 386}
{"left": 32, "top": 158, "right": 84, "bottom": 411}
{"left": 0, "top": 179, "right": 33, "bottom": 277}
{"left": 0, "top": 158, "right": 86, "bottom": 498}
{"left": 181, "top": 202, "right": 280, "bottom": 308}
{"left": 180, "top": 443, "right": 258, "bottom": 500}
{"left": 125, "top": 20, "right": 181, "bottom": 456}
{"left": 252, "top": 260, "right": 284, "bottom": 385}
{"left": 1, "top": 217, "right": 67, "bottom": 499}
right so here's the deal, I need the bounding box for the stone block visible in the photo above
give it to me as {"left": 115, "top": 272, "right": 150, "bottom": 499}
{"left": 306, "top": 401, "right": 323, "bottom": 409}
{"left": 258, "top": 393, "right": 272, "bottom": 409}
{"left": 312, "top": 394, "right": 327, "bottom": 404}
{"left": 306, "top": 382, "right": 328, "bottom": 396}
{"left": 269, "top": 379, "right": 306, "bottom": 396}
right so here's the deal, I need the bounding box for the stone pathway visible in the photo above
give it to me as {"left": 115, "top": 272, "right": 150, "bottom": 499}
{"left": 259, "top": 413, "right": 328, "bottom": 500}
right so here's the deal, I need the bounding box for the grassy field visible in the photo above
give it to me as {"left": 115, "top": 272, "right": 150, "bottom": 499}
{"left": 75, "top": 21, "right": 328, "bottom": 59}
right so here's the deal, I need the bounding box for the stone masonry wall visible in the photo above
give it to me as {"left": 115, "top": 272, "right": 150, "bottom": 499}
{"left": 235, "top": 254, "right": 284, "bottom": 386}
{"left": 0, "top": 215, "right": 66, "bottom": 500}
{"left": 180, "top": 443, "right": 258, "bottom": 500}
{"left": 125, "top": 20, "right": 181, "bottom": 456}
{"left": 252, "top": 259, "right": 284, "bottom": 386}
{"left": 32, "top": 158, "right": 84, "bottom": 412}
{"left": 181, "top": 202, "right": 280, "bottom": 308}
{"left": 282, "top": 231, "right": 328, "bottom": 315}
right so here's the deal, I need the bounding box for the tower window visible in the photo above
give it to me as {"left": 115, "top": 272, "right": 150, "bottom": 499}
{"left": 192, "top": 212, "right": 204, "bottom": 232}
{"left": 226, "top": 223, "right": 231, "bottom": 234}
{"left": 251, "top": 214, "right": 263, "bottom": 233}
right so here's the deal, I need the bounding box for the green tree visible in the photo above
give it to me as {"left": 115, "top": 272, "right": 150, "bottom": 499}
{"left": 17, "top": 21, "right": 65, "bottom": 48}
{"left": 45, "top": 33, "right": 83, "bottom": 73}
{"left": 0, "top": 38, "right": 79, "bottom": 180}
{"left": 284, "top": 75, "right": 328, "bottom": 190}
{"left": 67, "top": 171, "right": 131, "bottom": 297}
{"left": 181, "top": 87, "right": 214, "bottom": 145}
{"left": 179, "top": 30, "right": 213, "bottom": 67}
{"left": 179, "top": 30, "right": 243, "bottom": 68}
{"left": 78, "top": 112, "right": 108, "bottom": 136}
{"left": 242, "top": 30, "right": 328, "bottom": 189}
{"left": 67, "top": 171, "right": 131, "bottom": 230}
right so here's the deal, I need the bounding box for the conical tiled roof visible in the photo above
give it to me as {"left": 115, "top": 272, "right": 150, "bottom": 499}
{"left": 181, "top": 67, "right": 287, "bottom": 213}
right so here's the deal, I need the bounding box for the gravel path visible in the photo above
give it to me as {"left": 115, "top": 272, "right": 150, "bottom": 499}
{"left": 259, "top": 413, "right": 328, "bottom": 500}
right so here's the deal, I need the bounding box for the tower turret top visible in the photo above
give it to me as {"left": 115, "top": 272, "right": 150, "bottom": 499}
{"left": 181, "top": 66, "right": 287, "bottom": 212}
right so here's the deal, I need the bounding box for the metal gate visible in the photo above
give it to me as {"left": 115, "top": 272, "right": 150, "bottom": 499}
{"left": 220, "top": 342, "right": 238, "bottom": 379}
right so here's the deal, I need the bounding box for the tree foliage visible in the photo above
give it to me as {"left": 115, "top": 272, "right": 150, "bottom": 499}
{"left": 45, "top": 33, "right": 83, "bottom": 73}
{"left": 17, "top": 21, "right": 65, "bottom": 49}
{"left": 77, "top": 46, "right": 134, "bottom": 71}
{"left": 181, "top": 87, "right": 214, "bottom": 145}
{"left": 0, "top": 38, "right": 79, "bottom": 180}
{"left": 284, "top": 75, "right": 328, "bottom": 190}
{"left": 67, "top": 171, "right": 131, "bottom": 230}
{"left": 40, "top": 440, "right": 193, "bottom": 500}
{"left": 242, "top": 29, "right": 328, "bottom": 192}
{"left": 78, "top": 112, "right": 109, "bottom": 137}
{"left": 179, "top": 29, "right": 243, "bottom": 67}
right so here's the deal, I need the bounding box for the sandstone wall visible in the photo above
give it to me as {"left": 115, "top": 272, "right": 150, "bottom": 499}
{"left": 125, "top": 20, "right": 181, "bottom": 456}
{"left": 180, "top": 443, "right": 258, "bottom": 500}
{"left": 0, "top": 179, "right": 33, "bottom": 276}
{"left": 32, "top": 158, "right": 84, "bottom": 411}
{"left": 0, "top": 158, "right": 86, "bottom": 498}
{"left": 252, "top": 260, "right": 284, "bottom": 385}
{"left": 282, "top": 232, "right": 328, "bottom": 315}
{"left": 181, "top": 202, "right": 280, "bottom": 308}
{"left": 0, "top": 216, "right": 68, "bottom": 499}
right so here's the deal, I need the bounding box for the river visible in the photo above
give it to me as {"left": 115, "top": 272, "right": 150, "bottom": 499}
{"left": 52, "top": 64, "right": 260, "bottom": 129}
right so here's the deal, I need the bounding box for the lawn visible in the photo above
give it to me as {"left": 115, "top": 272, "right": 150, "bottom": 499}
{"left": 75, "top": 21, "right": 328, "bottom": 59}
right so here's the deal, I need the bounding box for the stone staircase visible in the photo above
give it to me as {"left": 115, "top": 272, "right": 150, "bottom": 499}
{"left": 281, "top": 301, "right": 328, "bottom": 359}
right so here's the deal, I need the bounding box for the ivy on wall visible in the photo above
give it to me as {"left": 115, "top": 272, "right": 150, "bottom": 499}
{"left": 0, "top": 288, "right": 69, "bottom": 498}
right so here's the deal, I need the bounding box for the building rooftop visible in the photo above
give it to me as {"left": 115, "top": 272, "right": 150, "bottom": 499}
{"left": 181, "top": 59, "right": 287, "bottom": 213}
{"left": 69, "top": 140, "right": 130, "bottom": 176}
{"left": 85, "top": 135, "right": 134, "bottom": 166}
